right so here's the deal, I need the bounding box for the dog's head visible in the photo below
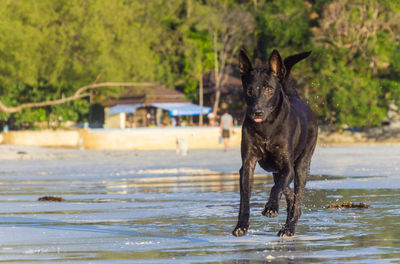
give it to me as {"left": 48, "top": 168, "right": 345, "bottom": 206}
{"left": 239, "top": 49, "right": 286, "bottom": 123}
{"left": 239, "top": 49, "right": 311, "bottom": 123}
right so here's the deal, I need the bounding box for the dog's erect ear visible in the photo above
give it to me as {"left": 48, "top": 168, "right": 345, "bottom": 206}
{"left": 239, "top": 49, "right": 252, "bottom": 75}
{"left": 268, "top": 49, "right": 286, "bottom": 80}
{"left": 283, "top": 51, "right": 312, "bottom": 78}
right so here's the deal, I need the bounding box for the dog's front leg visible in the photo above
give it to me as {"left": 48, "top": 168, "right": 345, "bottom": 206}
{"left": 263, "top": 161, "right": 294, "bottom": 218}
{"left": 233, "top": 158, "right": 257, "bottom": 237}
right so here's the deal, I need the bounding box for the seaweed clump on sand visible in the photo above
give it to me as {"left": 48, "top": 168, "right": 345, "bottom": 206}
{"left": 326, "top": 201, "right": 371, "bottom": 209}
{"left": 38, "top": 196, "right": 65, "bottom": 202}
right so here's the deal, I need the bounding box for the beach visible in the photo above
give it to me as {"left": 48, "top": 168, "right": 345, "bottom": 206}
{"left": 0, "top": 144, "right": 399, "bottom": 263}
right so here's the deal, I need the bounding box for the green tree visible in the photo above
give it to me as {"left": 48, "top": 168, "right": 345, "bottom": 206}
{"left": 310, "top": 0, "right": 400, "bottom": 127}
{"left": 1, "top": 0, "right": 400, "bottom": 130}
{"left": 195, "top": 1, "right": 255, "bottom": 114}
{"left": 0, "top": 0, "right": 167, "bottom": 127}
{"left": 254, "top": 0, "right": 312, "bottom": 60}
{"left": 252, "top": 0, "right": 314, "bottom": 108}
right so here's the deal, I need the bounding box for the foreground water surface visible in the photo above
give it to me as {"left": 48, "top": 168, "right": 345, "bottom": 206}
{"left": 0, "top": 146, "right": 399, "bottom": 263}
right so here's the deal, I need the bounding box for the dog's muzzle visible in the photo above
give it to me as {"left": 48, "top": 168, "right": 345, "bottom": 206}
{"left": 252, "top": 108, "right": 265, "bottom": 123}
{"left": 250, "top": 106, "right": 275, "bottom": 123}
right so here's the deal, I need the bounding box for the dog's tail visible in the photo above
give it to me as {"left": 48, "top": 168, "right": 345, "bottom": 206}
{"left": 283, "top": 51, "right": 311, "bottom": 78}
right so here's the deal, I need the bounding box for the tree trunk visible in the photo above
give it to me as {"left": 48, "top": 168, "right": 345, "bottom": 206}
{"left": 212, "top": 33, "right": 221, "bottom": 115}
{"left": 199, "top": 71, "right": 204, "bottom": 126}
{"left": 253, "top": 0, "right": 258, "bottom": 10}
{"left": 213, "top": 89, "right": 221, "bottom": 115}
{"left": 186, "top": 0, "right": 192, "bottom": 18}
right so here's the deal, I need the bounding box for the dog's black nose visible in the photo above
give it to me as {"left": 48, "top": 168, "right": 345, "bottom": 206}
{"left": 254, "top": 110, "right": 264, "bottom": 117}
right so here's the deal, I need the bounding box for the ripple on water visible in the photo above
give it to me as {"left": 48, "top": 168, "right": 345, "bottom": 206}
{"left": 0, "top": 164, "right": 399, "bottom": 263}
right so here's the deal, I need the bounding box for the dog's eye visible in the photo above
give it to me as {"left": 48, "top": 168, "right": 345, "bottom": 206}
{"left": 264, "top": 87, "right": 274, "bottom": 95}
{"left": 247, "top": 89, "right": 253, "bottom": 96}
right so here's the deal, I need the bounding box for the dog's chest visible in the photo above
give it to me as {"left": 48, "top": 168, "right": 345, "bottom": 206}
{"left": 255, "top": 140, "right": 282, "bottom": 172}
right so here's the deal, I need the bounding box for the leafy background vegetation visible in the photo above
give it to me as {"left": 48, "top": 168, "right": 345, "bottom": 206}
{"left": 0, "top": 0, "right": 399, "bottom": 128}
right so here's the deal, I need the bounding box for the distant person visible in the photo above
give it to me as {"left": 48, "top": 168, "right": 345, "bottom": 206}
{"left": 176, "top": 137, "right": 188, "bottom": 156}
{"left": 220, "top": 110, "right": 233, "bottom": 151}
{"left": 171, "top": 117, "right": 177, "bottom": 127}
{"left": 207, "top": 112, "right": 216, "bottom": 126}
{"left": 146, "top": 113, "right": 151, "bottom": 126}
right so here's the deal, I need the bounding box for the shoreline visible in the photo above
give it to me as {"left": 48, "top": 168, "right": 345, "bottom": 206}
{"left": 0, "top": 126, "right": 399, "bottom": 152}
{"left": 1, "top": 142, "right": 400, "bottom": 162}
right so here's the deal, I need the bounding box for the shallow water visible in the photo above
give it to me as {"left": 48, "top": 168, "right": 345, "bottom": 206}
{"left": 0, "top": 146, "right": 399, "bottom": 263}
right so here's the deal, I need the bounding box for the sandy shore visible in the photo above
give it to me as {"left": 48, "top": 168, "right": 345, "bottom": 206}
{"left": 318, "top": 129, "right": 400, "bottom": 146}
{"left": 0, "top": 144, "right": 399, "bottom": 263}
{"left": 1, "top": 144, "right": 400, "bottom": 182}
{"left": 2, "top": 127, "right": 399, "bottom": 151}
{"left": 0, "top": 145, "right": 77, "bottom": 160}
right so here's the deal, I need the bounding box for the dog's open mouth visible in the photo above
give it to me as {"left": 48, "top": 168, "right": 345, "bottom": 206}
{"left": 253, "top": 118, "right": 263, "bottom": 123}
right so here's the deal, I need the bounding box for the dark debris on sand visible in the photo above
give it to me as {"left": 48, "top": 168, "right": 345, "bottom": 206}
{"left": 326, "top": 201, "right": 371, "bottom": 209}
{"left": 38, "top": 196, "right": 65, "bottom": 202}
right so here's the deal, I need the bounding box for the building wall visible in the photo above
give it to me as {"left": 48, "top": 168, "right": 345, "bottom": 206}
{"left": 105, "top": 111, "right": 126, "bottom": 129}
{"left": 0, "top": 127, "right": 241, "bottom": 150}
{"left": 1, "top": 130, "right": 81, "bottom": 148}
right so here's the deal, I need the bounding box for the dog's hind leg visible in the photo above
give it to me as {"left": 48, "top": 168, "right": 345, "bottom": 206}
{"left": 262, "top": 162, "right": 294, "bottom": 218}
{"left": 278, "top": 156, "right": 311, "bottom": 237}
{"left": 283, "top": 184, "right": 295, "bottom": 220}
{"left": 278, "top": 127, "right": 317, "bottom": 237}
{"left": 262, "top": 172, "right": 294, "bottom": 218}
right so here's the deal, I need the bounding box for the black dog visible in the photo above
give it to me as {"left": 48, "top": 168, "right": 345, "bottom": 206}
{"left": 233, "top": 49, "right": 318, "bottom": 237}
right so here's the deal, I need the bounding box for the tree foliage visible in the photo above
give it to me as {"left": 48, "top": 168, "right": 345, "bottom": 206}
{"left": 309, "top": 0, "right": 400, "bottom": 126}
{"left": 0, "top": 0, "right": 399, "bottom": 128}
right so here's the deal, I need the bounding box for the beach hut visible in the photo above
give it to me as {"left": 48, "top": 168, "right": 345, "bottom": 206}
{"left": 103, "top": 86, "right": 211, "bottom": 128}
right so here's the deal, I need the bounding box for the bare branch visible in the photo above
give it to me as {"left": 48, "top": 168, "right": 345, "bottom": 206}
{"left": 0, "top": 82, "right": 156, "bottom": 114}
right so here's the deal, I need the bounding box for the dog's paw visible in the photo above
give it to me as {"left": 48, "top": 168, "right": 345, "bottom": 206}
{"left": 232, "top": 226, "right": 248, "bottom": 237}
{"left": 277, "top": 226, "right": 295, "bottom": 237}
{"left": 262, "top": 204, "right": 279, "bottom": 218}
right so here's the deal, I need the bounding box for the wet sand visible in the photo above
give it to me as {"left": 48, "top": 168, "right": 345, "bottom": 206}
{"left": 0, "top": 145, "right": 399, "bottom": 263}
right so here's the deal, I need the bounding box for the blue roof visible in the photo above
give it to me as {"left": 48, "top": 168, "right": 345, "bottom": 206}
{"left": 108, "top": 103, "right": 211, "bottom": 116}
{"left": 150, "top": 103, "right": 211, "bottom": 116}
{"left": 107, "top": 104, "right": 143, "bottom": 115}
